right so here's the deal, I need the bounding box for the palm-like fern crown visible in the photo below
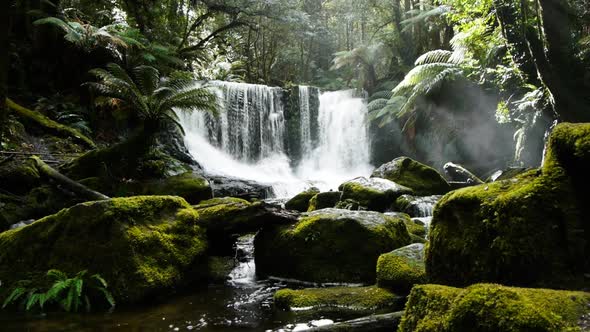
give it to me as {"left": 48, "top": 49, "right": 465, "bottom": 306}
{"left": 86, "top": 63, "right": 217, "bottom": 133}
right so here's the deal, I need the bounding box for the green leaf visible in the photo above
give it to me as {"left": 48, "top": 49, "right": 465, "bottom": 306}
{"left": 2, "top": 287, "right": 27, "bottom": 308}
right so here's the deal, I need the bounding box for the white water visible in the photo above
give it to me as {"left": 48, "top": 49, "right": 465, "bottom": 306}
{"left": 178, "top": 84, "right": 372, "bottom": 198}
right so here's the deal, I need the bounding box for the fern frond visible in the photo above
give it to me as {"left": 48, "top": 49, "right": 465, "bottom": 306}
{"left": 47, "top": 269, "right": 68, "bottom": 281}
{"left": 367, "top": 98, "right": 388, "bottom": 113}
{"left": 369, "top": 90, "right": 393, "bottom": 101}
{"left": 2, "top": 287, "right": 27, "bottom": 308}
{"left": 415, "top": 50, "right": 453, "bottom": 65}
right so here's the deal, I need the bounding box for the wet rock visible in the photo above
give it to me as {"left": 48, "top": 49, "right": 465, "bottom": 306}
{"left": 307, "top": 191, "right": 342, "bottom": 212}
{"left": 195, "top": 197, "right": 298, "bottom": 255}
{"left": 307, "top": 311, "right": 403, "bottom": 332}
{"left": 399, "top": 284, "right": 590, "bottom": 332}
{"left": 371, "top": 157, "right": 451, "bottom": 195}
{"left": 393, "top": 194, "right": 442, "bottom": 217}
{"left": 274, "top": 286, "right": 403, "bottom": 312}
{"left": 339, "top": 177, "right": 413, "bottom": 212}
{"left": 0, "top": 196, "right": 207, "bottom": 304}
{"left": 384, "top": 212, "right": 426, "bottom": 238}
{"left": 376, "top": 243, "right": 426, "bottom": 293}
{"left": 488, "top": 167, "right": 532, "bottom": 181}
{"left": 285, "top": 187, "right": 320, "bottom": 212}
{"left": 443, "top": 162, "right": 484, "bottom": 184}
{"left": 427, "top": 123, "right": 590, "bottom": 289}
{"left": 255, "top": 208, "right": 412, "bottom": 283}
{"left": 207, "top": 175, "right": 274, "bottom": 200}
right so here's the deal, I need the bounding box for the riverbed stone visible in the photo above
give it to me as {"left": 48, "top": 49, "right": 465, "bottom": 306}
{"left": 427, "top": 123, "right": 590, "bottom": 289}
{"left": 274, "top": 286, "right": 402, "bottom": 312}
{"left": 371, "top": 157, "right": 451, "bottom": 195}
{"left": 339, "top": 177, "right": 413, "bottom": 212}
{"left": 307, "top": 191, "right": 342, "bottom": 211}
{"left": 254, "top": 208, "right": 412, "bottom": 283}
{"left": 285, "top": 187, "right": 320, "bottom": 212}
{"left": 0, "top": 196, "right": 207, "bottom": 304}
{"left": 376, "top": 243, "right": 426, "bottom": 293}
{"left": 398, "top": 284, "right": 590, "bottom": 332}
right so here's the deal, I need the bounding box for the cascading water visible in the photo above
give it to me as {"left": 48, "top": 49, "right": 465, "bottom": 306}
{"left": 177, "top": 83, "right": 372, "bottom": 197}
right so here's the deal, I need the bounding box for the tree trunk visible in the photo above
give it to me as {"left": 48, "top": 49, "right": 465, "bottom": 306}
{"left": 0, "top": 0, "right": 10, "bottom": 141}
{"left": 31, "top": 156, "right": 110, "bottom": 201}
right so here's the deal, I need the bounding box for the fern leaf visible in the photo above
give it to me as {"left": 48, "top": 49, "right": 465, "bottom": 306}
{"left": 2, "top": 287, "right": 27, "bottom": 308}
{"left": 97, "top": 287, "right": 116, "bottom": 308}
{"left": 47, "top": 269, "right": 68, "bottom": 281}
{"left": 415, "top": 50, "right": 452, "bottom": 65}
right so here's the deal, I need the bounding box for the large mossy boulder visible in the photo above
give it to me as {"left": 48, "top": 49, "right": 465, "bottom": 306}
{"left": 398, "top": 283, "right": 590, "bottom": 332}
{"left": 81, "top": 172, "right": 213, "bottom": 204}
{"left": 371, "top": 157, "right": 450, "bottom": 195}
{"left": 274, "top": 286, "right": 402, "bottom": 312}
{"left": 285, "top": 187, "right": 320, "bottom": 212}
{"left": 194, "top": 197, "right": 298, "bottom": 255}
{"left": 376, "top": 243, "right": 426, "bottom": 293}
{"left": 427, "top": 123, "right": 590, "bottom": 289}
{"left": 254, "top": 208, "right": 412, "bottom": 283}
{"left": 339, "top": 177, "right": 413, "bottom": 212}
{"left": 308, "top": 191, "right": 342, "bottom": 211}
{"left": 0, "top": 196, "right": 207, "bottom": 304}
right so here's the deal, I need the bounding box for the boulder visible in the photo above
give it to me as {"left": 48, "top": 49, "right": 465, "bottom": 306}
{"left": 339, "top": 177, "right": 413, "bottom": 212}
{"left": 384, "top": 212, "right": 426, "bottom": 238}
{"left": 427, "top": 123, "right": 590, "bottom": 289}
{"left": 82, "top": 172, "right": 213, "bottom": 204}
{"left": 308, "top": 191, "right": 342, "bottom": 211}
{"left": 398, "top": 284, "right": 590, "bottom": 332}
{"left": 443, "top": 162, "right": 484, "bottom": 184}
{"left": 274, "top": 286, "right": 402, "bottom": 312}
{"left": 393, "top": 195, "right": 442, "bottom": 217}
{"left": 0, "top": 196, "right": 207, "bottom": 304}
{"left": 285, "top": 187, "right": 320, "bottom": 212}
{"left": 254, "top": 208, "right": 412, "bottom": 283}
{"left": 207, "top": 175, "right": 274, "bottom": 200}
{"left": 376, "top": 243, "right": 426, "bottom": 293}
{"left": 194, "top": 197, "right": 298, "bottom": 255}
{"left": 371, "top": 157, "right": 451, "bottom": 195}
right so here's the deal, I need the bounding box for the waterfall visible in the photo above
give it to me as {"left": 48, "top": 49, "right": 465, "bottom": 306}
{"left": 178, "top": 83, "right": 372, "bottom": 197}
{"left": 299, "top": 86, "right": 313, "bottom": 159}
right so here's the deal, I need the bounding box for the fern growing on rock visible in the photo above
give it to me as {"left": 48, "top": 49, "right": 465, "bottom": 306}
{"left": 2, "top": 269, "right": 115, "bottom": 313}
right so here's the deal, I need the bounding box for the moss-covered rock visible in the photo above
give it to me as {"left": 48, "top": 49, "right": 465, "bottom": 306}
{"left": 376, "top": 243, "right": 426, "bottom": 293}
{"left": 0, "top": 196, "right": 207, "bottom": 304}
{"left": 308, "top": 191, "right": 342, "bottom": 212}
{"left": 385, "top": 212, "right": 426, "bottom": 238}
{"left": 339, "top": 177, "right": 413, "bottom": 212}
{"left": 371, "top": 157, "right": 450, "bottom": 195}
{"left": 285, "top": 187, "right": 320, "bottom": 212}
{"left": 427, "top": 123, "right": 590, "bottom": 289}
{"left": 255, "top": 208, "right": 412, "bottom": 283}
{"left": 0, "top": 158, "right": 41, "bottom": 195}
{"left": 207, "top": 256, "right": 236, "bottom": 282}
{"left": 81, "top": 172, "right": 213, "bottom": 204}
{"left": 194, "top": 197, "right": 297, "bottom": 255}
{"left": 398, "top": 283, "right": 590, "bottom": 332}
{"left": 274, "top": 286, "right": 402, "bottom": 312}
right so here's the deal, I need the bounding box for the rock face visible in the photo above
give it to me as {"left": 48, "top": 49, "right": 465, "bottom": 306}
{"left": 339, "top": 177, "right": 413, "bottom": 211}
{"left": 207, "top": 175, "right": 274, "bottom": 200}
{"left": 427, "top": 123, "right": 590, "bottom": 289}
{"left": 376, "top": 243, "right": 426, "bottom": 293}
{"left": 0, "top": 196, "right": 207, "bottom": 304}
{"left": 254, "top": 208, "right": 412, "bottom": 283}
{"left": 285, "top": 187, "right": 320, "bottom": 212}
{"left": 398, "top": 284, "right": 590, "bottom": 332}
{"left": 308, "top": 191, "right": 342, "bottom": 211}
{"left": 371, "top": 157, "right": 450, "bottom": 195}
{"left": 274, "top": 286, "right": 402, "bottom": 312}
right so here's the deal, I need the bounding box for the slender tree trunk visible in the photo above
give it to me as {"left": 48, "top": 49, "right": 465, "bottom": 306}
{"left": 0, "top": 0, "right": 10, "bottom": 141}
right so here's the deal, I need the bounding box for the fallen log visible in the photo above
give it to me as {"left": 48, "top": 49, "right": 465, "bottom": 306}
{"left": 31, "top": 156, "right": 109, "bottom": 201}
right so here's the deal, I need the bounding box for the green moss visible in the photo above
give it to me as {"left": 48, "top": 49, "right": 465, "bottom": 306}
{"left": 274, "top": 286, "right": 401, "bottom": 312}
{"left": 0, "top": 158, "right": 41, "bottom": 195}
{"left": 80, "top": 172, "right": 213, "bottom": 204}
{"left": 0, "top": 196, "right": 207, "bottom": 304}
{"left": 427, "top": 165, "right": 586, "bottom": 288}
{"left": 207, "top": 256, "right": 235, "bottom": 282}
{"left": 307, "top": 191, "right": 342, "bottom": 212}
{"left": 339, "top": 177, "right": 413, "bottom": 212}
{"left": 285, "top": 187, "right": 320, "bottom": 212}
{"left": 255, "top": 208, "right": 412, "bottom": 283}
{"left": 6, "top": 98, "right": 95, "bottom": 149}
{"left": 376, "top": 243, "right": 426, "bottom": 293}
{"left": 372, "top": 157, "right": 450, "bottom": 195}
{"left": 398, "top": 284, "right": 590, "bottom": 332}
